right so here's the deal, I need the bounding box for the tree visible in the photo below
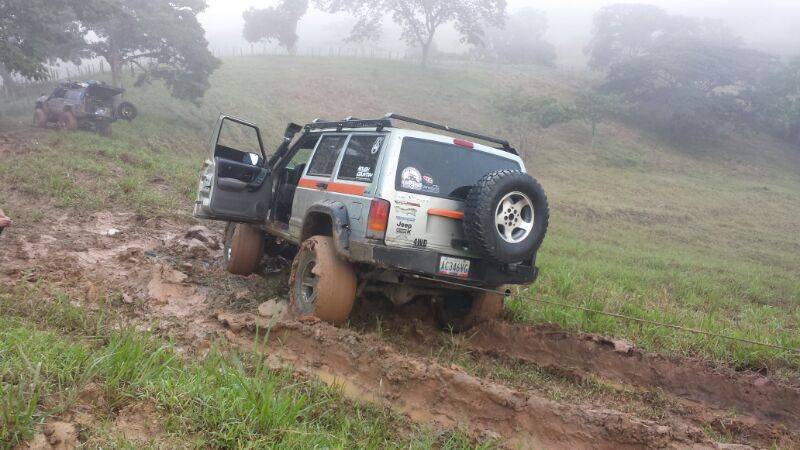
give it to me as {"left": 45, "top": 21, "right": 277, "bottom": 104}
{"left": 0, "top": 0, "right": 88, "bottom": 86}
{"left": 604, "top": 36, "right": 779, "bottom": 140}
{"left": 82, "top": 0, "right": 220, "bottom": 103}
{"left": 316, "top": 0, "right": 506, "bottom": 66}
{"left": 574, "top": 91, "right": 628, "bottom": 149}
{"left": 243, "top": 0, "right": 309, "bottom": 54}
{"left": 478, "top": 7, "right": 556, "bottom": 66}
{"left": 750, "top": 56, "right": 800, "bottom": 146}
{"left": 586, "top": 3, "right": 672, "bottom": 69}
{"left": 495, "top": 92, "right": 573, "bottom": 156}
{"left": 586, "top": 3, "right": 739, "bottom": 70}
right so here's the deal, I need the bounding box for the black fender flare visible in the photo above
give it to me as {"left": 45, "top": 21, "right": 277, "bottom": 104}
{"left": 301, "top": 201, "right": 351, "bottom": 256}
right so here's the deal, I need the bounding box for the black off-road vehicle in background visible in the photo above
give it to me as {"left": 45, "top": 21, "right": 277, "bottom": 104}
{"left": 34, "top": 81, "right": 138, "bottom": 137}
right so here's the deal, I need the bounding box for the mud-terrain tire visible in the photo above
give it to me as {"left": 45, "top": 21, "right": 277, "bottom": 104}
{"left": 34, "top": 109, "right": 47, "bottom": 128}
{"left": 464, "top": 170, "right": 548, "bottom": 264}
{"left": 223, "top": 222, "right": 264, "bottom": 276}
{"left": 57, "top": 111, "right": 78, "bottom": 131}
{"left": 289, "top": 235, "right": 356, "bottom": 325}
{"left": 116, "top": 102, "right": 138, "bottom": 121}
{"left": 98, "top": 123, "right": 112, "bottom": 137}
{"left": 432, "top": 290, "right": 504, "bottom": 332}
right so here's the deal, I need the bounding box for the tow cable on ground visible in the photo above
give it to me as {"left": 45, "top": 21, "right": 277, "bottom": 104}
{"left": 528, "top": 297, "right": 800, "bottom": 356}
{"left": 410, "top": 274, "right": 798, "bottom": 355}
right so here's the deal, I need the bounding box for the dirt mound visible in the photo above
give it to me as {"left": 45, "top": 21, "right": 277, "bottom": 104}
{"left": 466, "top": 321, "right": 800, "bottom": 431}
{"left": 217, "top": 311, "right": 727, "bottom": 449}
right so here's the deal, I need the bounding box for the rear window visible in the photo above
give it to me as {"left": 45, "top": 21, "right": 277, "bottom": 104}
{"left": 337, "top": 134, "right": 385, "bottom": 183}
{"left": 307, "top": 135, "right": 347, "bottom": 177}
{"left": 395, "top": 137, "right": 520, "bottom": 200}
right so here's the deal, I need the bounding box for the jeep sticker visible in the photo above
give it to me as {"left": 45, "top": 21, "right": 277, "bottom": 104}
{"left": 401, "top": 167, "right": 422, "bottom": 191}
{"left": 395, "top": 221, "right": 413, "bottom": 234}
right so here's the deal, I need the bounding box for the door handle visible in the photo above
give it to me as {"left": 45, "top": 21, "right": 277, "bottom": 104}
{"left": 316, "top": 182, "right": 328, "bottom": 190}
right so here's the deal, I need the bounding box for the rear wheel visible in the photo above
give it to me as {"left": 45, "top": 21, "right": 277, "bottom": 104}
{"left": 432, "top": 289, "right": 504, "bottom": 332}
{"left": 289, "top": 235, "right": 356, "bottom": 325}
{"left": 223, "top": 222, "right": 264, "bottom": 276}
{"left": 57, "top": 111, "right": 77, "bottom": 131}
{"left": 33, "top": 109, "right": 47, "bottom": 128}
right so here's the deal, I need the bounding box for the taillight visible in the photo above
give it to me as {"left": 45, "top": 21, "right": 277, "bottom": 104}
{"left": 366, "top": 198, "right": 391, "bottom": 240}
{"left": 453, "top": 138, "right": 474, "bottom": 149}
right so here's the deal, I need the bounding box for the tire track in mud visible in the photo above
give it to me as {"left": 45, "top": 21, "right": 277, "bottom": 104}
{"left": 216, "top": 312, "right": 725, "bottom": 450}
{"left": 463, "top": 321, "right": 800, "bottom": 432}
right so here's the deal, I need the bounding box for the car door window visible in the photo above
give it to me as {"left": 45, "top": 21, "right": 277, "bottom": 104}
{"left": 336, "top": 134, "right": 385, "bottom": 183}
{"left": 215, "top": 117, "right": 264, "bottom": 166}
{"left": 306, "top": 135, "right": 347, "bottom": 177}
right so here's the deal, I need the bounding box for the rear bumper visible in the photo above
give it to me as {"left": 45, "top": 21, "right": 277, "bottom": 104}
{"left": 352, "top": 241, "right": 539, "bottom": 287}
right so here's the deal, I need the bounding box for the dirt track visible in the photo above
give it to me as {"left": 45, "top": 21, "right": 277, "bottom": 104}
{"left": 2, "top": 210, "right": 799, "bottom": 449}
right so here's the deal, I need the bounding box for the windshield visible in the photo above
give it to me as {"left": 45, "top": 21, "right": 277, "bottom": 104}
{"left": 395, "top": 137, "right": 521, "bottom": 200}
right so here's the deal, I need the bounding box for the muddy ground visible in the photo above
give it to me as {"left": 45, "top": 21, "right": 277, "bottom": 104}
{"left": 2, "top": 208, "right": 799, "bottom": 449}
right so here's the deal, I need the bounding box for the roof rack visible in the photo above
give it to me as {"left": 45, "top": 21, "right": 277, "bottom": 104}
{"left": 303, "top": 113, "right": 517, "bottom": 155}
{"left": 384, "top": 113, "right": 514, "bottom": 153}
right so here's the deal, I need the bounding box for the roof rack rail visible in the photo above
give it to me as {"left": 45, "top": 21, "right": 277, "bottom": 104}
{"left": 304, "top": 118, "right": 392, "bottom": 132}
{"left": 384, "top": 113, "right": 515, "bottom": 154}
{"left": 302, "top": 114, "right": 517, "bottom": 155}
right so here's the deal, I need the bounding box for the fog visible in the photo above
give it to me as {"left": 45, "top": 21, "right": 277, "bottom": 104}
{"left": 200, "top": 0, "right": 800, "bottom": 66}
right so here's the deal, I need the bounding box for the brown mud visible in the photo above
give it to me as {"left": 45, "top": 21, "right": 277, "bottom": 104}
{"left": 2, "top": 210, "right": 798, "bottom": 449}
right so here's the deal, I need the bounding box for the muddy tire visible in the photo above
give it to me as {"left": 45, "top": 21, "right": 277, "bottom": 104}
{"left": 223, "top": 222, "right": 264, "bottom": 276}
{"left": 34, "top": 109, "right": 47, "bottom": 128}
{"left": 57, "top": 111, "right": 78, "bottom": 131}
{"left": 464, "top": 170, "right": 549, "bottom": 264}
{"left": 98, "top": 123, "right": 112, "bottom": 137}
{"left": 289, "top": 235, "right": 356, "bottom": 325}
{"left": 432, "top": 289, "right": 504, "bottom": 332}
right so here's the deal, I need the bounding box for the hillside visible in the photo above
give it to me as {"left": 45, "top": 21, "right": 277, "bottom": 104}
{"left": 1, "top": 55, "right": 800, "bottom": 448}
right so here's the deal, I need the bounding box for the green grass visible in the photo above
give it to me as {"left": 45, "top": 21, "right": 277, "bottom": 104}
{"left": 0, "top": 282, "right": 484, "bottom": 449}
{"left": 1, "top": 55, "right": 799, "bottom": 374}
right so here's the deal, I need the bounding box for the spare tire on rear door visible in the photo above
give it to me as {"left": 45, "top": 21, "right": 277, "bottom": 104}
{"left": 464, "top": 169, "right": 548, "bottom": 264}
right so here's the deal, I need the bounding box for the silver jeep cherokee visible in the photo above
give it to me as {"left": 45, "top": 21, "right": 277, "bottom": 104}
{"left": 194, "top": 114, "right": 549, "bottom": 330}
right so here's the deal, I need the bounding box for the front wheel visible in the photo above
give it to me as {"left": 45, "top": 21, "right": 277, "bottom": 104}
{"left": 57, "top": 111, "right": 78, "bottom": 131}
{"left": 223, "top": 222, "right": 264, "bottom": 276}
{"left": 432, "top": 289, "right": 504, "bottom": 332}
{"left": 34, "top": 109, "right": 47, "bottom": 128}
{"left": 98, "top": 122, "right": 112, "bottom": 137}
{"left": 289, "top": 235, "right": 356, "bottom": 325}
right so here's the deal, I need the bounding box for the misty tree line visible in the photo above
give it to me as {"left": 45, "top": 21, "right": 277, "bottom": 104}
{"left": 242, "top": 0, "right": 556, "bottom": 68}
{"left": 2, "top": 1, "right": 798, "bottom": 147}
{"left": 492, "top": 4, "right": 800, "bottom": 148}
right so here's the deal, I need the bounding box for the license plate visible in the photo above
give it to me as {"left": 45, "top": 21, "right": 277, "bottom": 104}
{"left": 438, "top": 256, "right": 471, "bottom": 278}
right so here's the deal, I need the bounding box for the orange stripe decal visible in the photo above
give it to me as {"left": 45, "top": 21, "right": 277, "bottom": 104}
{"left": 428, "top": 208, "right": 464, "bottom": 220}
{"left": 298, "top": 178, "right": 366, "bottom": 196}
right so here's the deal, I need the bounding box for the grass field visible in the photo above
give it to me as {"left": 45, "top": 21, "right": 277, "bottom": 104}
{"left": 1, "top": 53, "right": 799, "bottom": 379}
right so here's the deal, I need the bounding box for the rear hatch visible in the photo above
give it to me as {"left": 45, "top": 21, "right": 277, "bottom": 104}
{"left": 383, "top": 135, "right": 523, "bottom": 260}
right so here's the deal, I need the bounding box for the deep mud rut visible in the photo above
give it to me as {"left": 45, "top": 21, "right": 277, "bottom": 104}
{"left": 2, "top": 211, "right": 799, "bottom": 449}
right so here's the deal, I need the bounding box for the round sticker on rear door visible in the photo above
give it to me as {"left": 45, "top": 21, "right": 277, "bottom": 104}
{"left": 401, "top": 167, "right": 422, "bottom": 191}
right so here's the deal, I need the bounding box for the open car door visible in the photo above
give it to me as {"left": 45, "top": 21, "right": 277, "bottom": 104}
{"left": 193, "top": 115, "right": 271, "bottom": 223}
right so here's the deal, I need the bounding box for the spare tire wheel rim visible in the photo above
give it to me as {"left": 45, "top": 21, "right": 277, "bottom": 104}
{"left": 495, "top": 191, "right": 534, "bottom": 243}
{"left": 296, "top": 256, "right": 318, "bottom": 314}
